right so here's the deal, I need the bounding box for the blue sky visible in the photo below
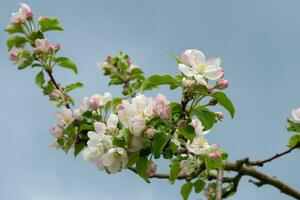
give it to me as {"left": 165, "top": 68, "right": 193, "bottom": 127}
{"left": 1, "top": 1, "right": 300, "bottom": 200}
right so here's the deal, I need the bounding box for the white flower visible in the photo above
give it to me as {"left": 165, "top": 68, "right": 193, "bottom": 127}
{"left": 99, "top": 61, "right": 114, "bottom": 70}
{"left": 10, "top": 3, "right": 33, "bottom": 24}
{"left": 190, "top": 117, "right": 210, "bottom": 137}
{"left": 118, "top": 94, "right": 154, "bottom": 136}
{"left": 73, "top": 109, "right": 83, "bottom": 121}
{"left": 178, "top": 49, "right": 223, "bottom": 85}
{"left": 80, "top": 97, "right": 89, "bottom": 112}
{"left": 180, "top": 155, "right": 200, "bottom": 175}
{"left": 101, "top": 147, "right": 128, "bottom": 174}
{"left": 101, "top": 92, "right": 112, "bottom": 106}
{"left": 94, "top": 114, "right": 119, "bottom": 135}
{"left": 35, "top": 39, "right": 50, "bottom": 52}
{"left": 56, "top": 107, "right": 73, "bottom": 125}
{"left": 292, "top": 107, "right": 300, "bottom": 122}
{"left": 186, "top": 137, "right": 211, "bottom": 155}
{"left": 82, "top": 129, "right": 112, "bottom": 167}
{"left": 153, "top": 94, "right": 171, "bottom": 119}
{"left": 128, "top": 136, "right": 145, "bottom": 152}
{"left": 128, "top": 64, "right": 139, "bottom": 72}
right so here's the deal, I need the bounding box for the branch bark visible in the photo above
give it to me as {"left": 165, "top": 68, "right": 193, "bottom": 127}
{"left": 216, "top": 169, "right": 223, "bottom": 200}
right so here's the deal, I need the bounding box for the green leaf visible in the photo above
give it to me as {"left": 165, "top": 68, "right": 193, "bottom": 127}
{"left": 54, "top": 57, "right": 78, "bottom": 74}
{"left": 152, "top": 132, "right": 171, "bottom": 159}
{"left": 74, "top": 141, "right": 86, "bottom": 157}
{"left": 136, "top": 156, "right": 150, "bottom": 183}
{"left": 64, "top": 82, "right": 83, "bottom": 92}
{"left": 169, "top": 160, "right": 181, "bottom": 184}
{"left": 180, "top": 182, "right": 193, "bottom": 200}
{"left": 194, "top": 179, "right": 205, "bottom": 193}
{"left": 212, "top": 91, "right": 235, "bottom": 118}
{"left": 79, "top": 123, "right": 94, "bottom": 132}
{"left": 5, "top": 23, "right": 23, "bottom": 34}
{"left": 39, "top": 17, "right": 63, "bottom": 32}
{"left": 109, "top": 76, "right": 123, "bottom": 85}
{"left": 7, "top": 36, "right": 27, "bottom": 50}
{"left": 192, "top": 108, "right": 216, "bottom": 131}
{"left": 287, "top": 118, "right": 300, "bottom": 133}
{"left": 288, "top": 134, "right": 300, "bottom": 148}
{"left": 178, "top": 125, "right": 195, "bottom": 142}
{"left": 169, "top": 52, "right": 181, "bottom": 63}
{"left": 18, "top": 59, "right": 33, "bottom": 70}
{"left": 141, "top": 75, "right": 176, "bottom": 92}
{"left": 205, "top": 156, "right": 222, "bottom": 170}
{"left": 43, "top": 83, "right": 54, "bottom": 95}
{"left": 127, "top": 152, "right": 139, "bottom": 167}
{"left": 112, "top": 136, "right": 125, "bottom": 148}
{"left": 35, "top": 70, "right": 45, "bottom": 88}
{"left": 192, "top": 84, "right": 210, "bottom": 95}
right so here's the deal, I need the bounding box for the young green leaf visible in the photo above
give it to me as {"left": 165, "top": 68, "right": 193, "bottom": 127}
{"left": 5, "top": 23, "right": 23, "bottom": 34}
{"left": 178, "top": 124, "right": 195, "bottom": 142}
{"left": 205, "top": 156, "right": 222, "bottom": 170}
{"left": 169, "top": 160, "right": 181, "bottom": 184}
{"left": 141, "top": 75, "right": 176, "bottom": 92}
{"left": 180, "top": 182, "right": 193, "bottom": 200}
{"left": 35, "top": 70, "right": 45, "bottom": 88}
{"left": 54, "top": 57, "right": 78, "bottom": 74}
{"left": 194, "top": 178, "right": 205, "bottom": 193}
{"left": 152, "top": 132, "right": 171, "bottom": 159}
{"left": 127, "top": 152, "right": 139, "bottom": 167}
{"left": 288, "top": 134, "right": 300, "bottom": 148}
{"left": 192, "top": 108, "right": 216, "bottom": 131}
{"left": 212, "top": 91, "right": 235, "bottom": 118}
{"left": 39, "top": 17, "right": 63, "bottom": 32}
{"left": 74, "top": 141, "right": 86, "bottom": 157}
{"left": 18, "top": 59, "right": 33, "bottom": 70}
{"left": 7, "top": 36, "right": 27, "bottom": 50}
{"left": 287, "top": 118, "right": 300, "bottom": 133}
{"left": 136, "top": 156, "right": 150, "bottom": 183}
{"left": 64, "top": 82, "right": 83, "bottom": 92}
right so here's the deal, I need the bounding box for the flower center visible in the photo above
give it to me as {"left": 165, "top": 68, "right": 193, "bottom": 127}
{"left": 196, "top": 64, "right": 206, "bottom": 74}
{"left": 197, "top": 138, "right": 207, "bottom": 148}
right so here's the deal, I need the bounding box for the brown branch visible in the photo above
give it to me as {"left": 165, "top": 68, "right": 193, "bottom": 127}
{"left": 247, "top": 143, "right": 300, "bottom": 166}
{"left": 216, "top": 169, "right": 223, "bottom": 200}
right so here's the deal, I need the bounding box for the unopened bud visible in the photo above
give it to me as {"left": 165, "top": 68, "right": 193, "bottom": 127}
{"left": 177, "top": 120, "right": 185, "bottom": 128}
{"left": 217, "top": 79, "right": 229, "bottom": 90}
{"left": 208, "top": 98, "right": 218, "bottom": 106}
{"left": 182, "top": 78, "right": 195, "bottom": 89}
{"left": 146, "top": 128, "right": 154, "bottom": 138}
{"left": 215, "top": 112, "right": 224, "bottom": 120}
{"left": 147, "top": 163, "right": 157, "bottom": 176}
{"left": 50, "top": 124, "right": 64, "bottom": 138}
{"left": 49, "top": 89, "right": 62, "bottom": 100}
{"left": 210, "top": 151, "right": 221, "bottom": 159}
{"left": 106, "top": 56, "right": 112, "bottom": 62}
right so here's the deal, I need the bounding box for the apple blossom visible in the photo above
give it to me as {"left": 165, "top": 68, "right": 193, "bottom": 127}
{"left": 73, "top": 109, "right": 83, "bottom": 121}
{"left": 10, "top": 3, "right": 33, "bottom": 24}
{"left": 101, "top": 147, "right": 128, "bottom": 174}
{"left": 182, "top": 77, "right": 196, "bottom": 88}
{"left": 153, "top": 94, "right": 171, "bottom": 119}
{"left": 190, "top": 117, "right": 209, "bottom": 137}
{"left": 179, "top": 49, "right": 224, "bottom": 85}
{"left": 146, "top": 128, "right": 154, "bottom": 138}
{"left": 128, "top": 136, "right": 145, "bottom": 152}
{"left": 106, "top": 114, "right": 118, "bottom": 132}
{"left": 292, "top": 107, "right": 300, "bottom": 122}
{"left": 129, "top": 115, "right": 146, "bottom": 136}
{"left": 87, "top": 94, "right": 101, "bottom": 110}
{"left": 50, "top": 124, "right": 64, "bottom": 138}
{"left": 56, "top": 107, "right": 73, "bottom": 125}
{"left": 186, "top": 137, "right": 211, "bottom": 155}
{"left": 35, "top": 39, "right": 50, "bottom": 52}
{"left": 180, "top": 155, "right": 200, "bottom": 176}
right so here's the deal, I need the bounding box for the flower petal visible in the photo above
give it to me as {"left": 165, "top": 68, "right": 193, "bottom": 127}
{"left": 194, "top": 74, "right": 207, "bottom": 85}
{"left": 179, "top": 64, "right": 194, "bottom": 77}
{"left": 94, "top": 122, "right": 107, "bottom": 135}
{"left": 204, "top": 65, "right": 223, "bottom": 80}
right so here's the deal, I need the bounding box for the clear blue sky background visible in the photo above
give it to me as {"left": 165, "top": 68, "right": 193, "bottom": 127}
{"left": 1, "top": 1, "right": 300, "bottom": 200}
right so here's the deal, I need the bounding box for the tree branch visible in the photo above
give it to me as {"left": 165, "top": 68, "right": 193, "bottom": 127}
{"left": 216, "top": 169, "right": 223, "bottom": 200}
{"left": 247, "top": 143, "right": 300, "bottom": 166}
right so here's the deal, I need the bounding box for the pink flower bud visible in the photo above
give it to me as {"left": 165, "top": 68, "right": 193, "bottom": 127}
{"left": 211, "top": 143, "right": 220, "bottom": 148}
{"left": 35, "top": 39, "right": 50, "bottom": 52}
{"left": 182, "top": 78, "right": 195, "bottom": 88}
{"left": 50, "top": 124, "right": 64, "bottom": 138}
{"left": 206, "top": 83, "right": 214, "bottom": 92}
{"left": 217, "top": 79, "right": 229, "bottom": 90}
{"left": 146, "top": 128, "right": 154, "bottom": 138}
{"left": 87, "top": 95, "right": 100, "bottom": 110}
{"left": 147, "top": 163, "right": 157, "bottom": 176}
{"left": 38, "top": 16, "right": 46, "bottom": 21}
{"left": 49, "top": 44, "right": 60, "bottom": 52}
{"left": 9, "top": 48, "right": 22, "bottom": 61}
{"left": 49, "top": 89, "right": 62, "bottom": 100}
{"left": 153, "top": 94, "right": 171, "bottom": 119}
{"left": 178, "top": 120, "right": 185, "bottom": 128}
{"left": 127, "top": 59, "right": 132, "bottom": 66}
{"left": 106, "top": 56, "right": 112, "bottom": 62}
{"left": 210, "top": 151, "right": 221, "bottom": 159}
{"left": 20, "top": 3, "right": 33, "bottom": 18}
